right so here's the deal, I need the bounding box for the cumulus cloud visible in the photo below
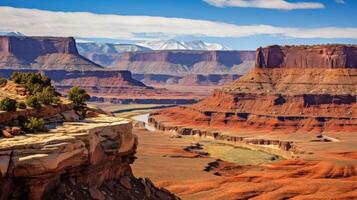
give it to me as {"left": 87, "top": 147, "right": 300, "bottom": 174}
{"left": 0, "top": 6, "right": 356, "bottom": 40}
{"left": 203, "top": 0, "right": 325, "bottom": 10}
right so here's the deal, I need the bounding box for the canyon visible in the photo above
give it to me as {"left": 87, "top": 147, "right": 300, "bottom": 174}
{"left": 0, "top": 36, "right": 245, "bottom": 103}
{"left": 151, "top": 44, "right": 357, "bottom": 133}
{"left": 0, "top": 77, "right": 178, "bottom": 200}
{"left": 146, "top": 44, "right": 357, "bottom": 199}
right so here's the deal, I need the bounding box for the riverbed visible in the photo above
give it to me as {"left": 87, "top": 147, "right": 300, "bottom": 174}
{"left": 131, "top": 113, "right": 281, "bottom": 165}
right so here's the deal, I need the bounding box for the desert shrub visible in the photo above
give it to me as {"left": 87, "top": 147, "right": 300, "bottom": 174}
{"left": 24, "top": 117, "right": 47, "bottom": 133}
{"left": 67, "top": 86, "right": 90, "bottom": 110}
{"left": 0, "top": 97, "right": 17, "bottom": 112}
{"left": 35, "top": 86, "right": 59, "bottom": 105}
{"left": 25, "top": 95, "right": 41, "bottom": 108}
{"left": 16, "top": 102, "right": 27, "bottom": 109}
{"left": 0, "top": 78, "right": 7, "bottom": 87}
{"left": 11, "top": 72, "right": 53, "bottom": 94}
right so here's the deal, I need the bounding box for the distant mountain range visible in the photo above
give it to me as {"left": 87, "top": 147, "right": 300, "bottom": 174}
{"left": 76, "top": 42, "right": 151, "bottom": 54}
{"left": 77, "top": 39, "right": 230, "bottom": 52}
{"left": 0, "top": 31, "right": 230, "bottom": 51}
{"left": 136, "top": 39, "right": 230, "bottom": 51}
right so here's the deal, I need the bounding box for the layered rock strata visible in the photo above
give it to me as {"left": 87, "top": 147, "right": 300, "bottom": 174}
{"left": 109, "top": 50, "right": 255, "bottom": 75}
{"left": 0, "top": 69, "right": 199, "bottom": 104}
{"left": 150, "top": 44, "right": 357, "bottom": 134}
{"left": 0, "top": 36, "right": 102, "bottom": 71}
{"left": 0, "top": 115, "right": 178, "bottom": 200}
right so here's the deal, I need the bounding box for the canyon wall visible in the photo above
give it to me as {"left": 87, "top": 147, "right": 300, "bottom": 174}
{"left": 256, "top": 45, "right": 357, "bottom": 68}
{"left": 150, "top": 44, "right": 357, "bottom": 133}
{"left": 108, "top": 50, "right": 255, "bottom": 75}
{"left": 0, "top": 36, "right": 102, "bottom": 71}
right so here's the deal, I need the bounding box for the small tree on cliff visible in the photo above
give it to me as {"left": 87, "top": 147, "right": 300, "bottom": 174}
{"left": 67, "top": 86, "right": 90, "bottom": 110}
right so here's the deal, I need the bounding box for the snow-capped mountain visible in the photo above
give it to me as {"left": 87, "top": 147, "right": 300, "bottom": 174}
{"left": 136, "top": 39, "right": 230, "bottom": 51}
{"left": 76, "top": 42, "right": 151, "bottom": 55}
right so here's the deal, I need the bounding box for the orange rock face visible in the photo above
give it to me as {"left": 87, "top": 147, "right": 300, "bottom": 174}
{"left": 256, "top": 44, "right": 357, "bottom": 68}
{"left": 148, "top": 44, "right": 357, "bottom": 199}
{"left": 152, "top": 45, "right": 357, "bottom": 133}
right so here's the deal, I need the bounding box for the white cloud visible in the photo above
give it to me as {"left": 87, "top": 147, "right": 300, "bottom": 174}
{"left": 0, "top": 6, "right": 356, "bottom": 41}
{"left": 203, "top": 0, "right": 325, "bottom": 10}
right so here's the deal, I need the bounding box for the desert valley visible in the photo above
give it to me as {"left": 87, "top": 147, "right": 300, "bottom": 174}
{"left": 0, "top": 1, "right": 356, "bottom": 200}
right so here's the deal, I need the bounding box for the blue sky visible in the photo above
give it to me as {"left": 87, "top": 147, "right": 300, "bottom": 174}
{"left": 0, "top": 0, "right": 356, "bottom": 49}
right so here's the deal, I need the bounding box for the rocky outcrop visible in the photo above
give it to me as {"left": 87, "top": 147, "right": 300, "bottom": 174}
{"left": 150, "top": 44, "right": 357, "bottom": 133}
{"left": 256, "top": 45, "right": 357, "bottom": 68}
{"left": 0, "top": 115, "right": 178, "bottom": 200}
{"left": 0, "top": 36, "right": 102, "bottom": 71}
{"left": 108, "top": 50, "right": 255, "bottom": 75}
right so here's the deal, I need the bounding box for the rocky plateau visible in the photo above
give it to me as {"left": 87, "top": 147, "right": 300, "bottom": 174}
{"left": 0, "top": 36, "right": 102, "bottom": 71}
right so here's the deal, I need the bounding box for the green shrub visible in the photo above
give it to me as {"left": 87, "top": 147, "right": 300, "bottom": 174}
{"left": 11, "top": 72, "right": 53, "bottom": 94}
{"left": 0, "top": 97, "right": 17, "bottom": 112}
{"left": 24, "top": 117, "right": 47, "bottom": 133}
{"left": 16, "top": 102, "right": 27, "bottom": 109}
{"left": 0, "top": 78, "right": 7, "bottom": 87}
{"left": 25, "top": 95, "right": 41, "bottom": 109}
{"left": 67, "top": 86, "right": 90, "bottom": 110}
{"left": 35, "top": 86, "right": 59, "bottom": 105}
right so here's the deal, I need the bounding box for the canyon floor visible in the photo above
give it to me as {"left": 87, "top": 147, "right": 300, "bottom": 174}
{"left": 92, "top": 103, "right": 357, "bottom": 199}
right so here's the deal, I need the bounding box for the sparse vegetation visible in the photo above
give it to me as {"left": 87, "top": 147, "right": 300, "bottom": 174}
{"left": 0, "top": 97, "right": 17, "bottom": 112}
{"left": 11, "top": 72, "right": 53, "bottom": 94}
{"left": 16, "top": 102, "right": 27, "bottom": 109}
{"left": 0, "top": 78, "right": 7, "bottom": 87}
{"left": 24, "top": 117, "right": 47, "bottom": 133}
{"left": 67, "top": 86, "right": 90, "bottom": 110}
{"left": 11, "top": 72, "right": 60, "bottom": 108}
{"left": 25, "top": 95, "right": 42, "bottom": 109}
{"left": 35, "top": 86, "right": 59, "bottom": 105}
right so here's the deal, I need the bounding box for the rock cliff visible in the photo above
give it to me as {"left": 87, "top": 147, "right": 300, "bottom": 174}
{"left": 0, "top": 115, "right": 178, "bottom": 200}
{"left": 108, "top": 50, "right": 255, "bottom": 75}
{"left": 150, "top": 44, "right": 357, "bottom": 133}
{"left": 256, "top": 45, "right": 357, "bottom": 69}
{"left": 0, "top": 36, "right": 102, "bottom": 71}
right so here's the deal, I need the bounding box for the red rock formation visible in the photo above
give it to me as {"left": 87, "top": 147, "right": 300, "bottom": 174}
{"left": 150, "top": 44, "right": 357, "bottom": 133}
{"left": 256, "top": 45, "right": 357, "bottom": 68}
{"left": 109, "top": 50, "right": 255, "bottom": 75}
{"left": 0, "top": 36, "right": 102, "bottom": 71}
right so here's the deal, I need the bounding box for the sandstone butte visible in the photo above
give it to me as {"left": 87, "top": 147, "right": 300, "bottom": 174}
{"left": 0, "top": 81, "right": 178, "bottom": 200}
{"left": 0, "top": 36, "right": 102, "bottom": 71}
{"left": 148, "top": 44, "right": 357, "bottom": 199}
